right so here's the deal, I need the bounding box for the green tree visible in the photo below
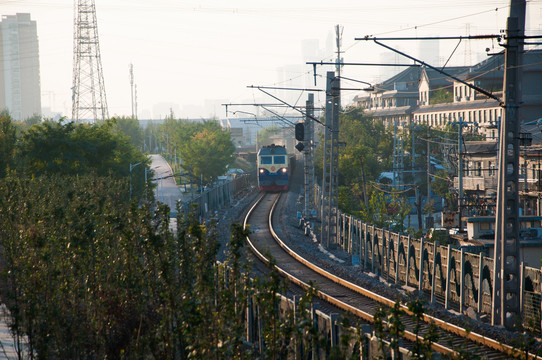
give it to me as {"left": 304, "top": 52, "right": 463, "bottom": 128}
{"left": 338, "top": 106, "right": 393, "bottom": 186}
{"left": 316, "top": 106, "right": 393, "bottom": 216}
{"left": 0, "top": 111, "right": 17, "bottom": 177}
{"left": 110, "top": 116, "right": 144, "bottom": 149}
{"left": 361, "top": 190, "right": 410, "bottom": 232}
{"left": 16, "top": 120, "right": 150, "bottom": 198}
{"left": 408, "top": 299, "right": 439, "bottom": 359}
{"left": 181, "top": 127, "right": 235, "bottom": 183}
{"left": 430, "top": 88, "right": 453, "bottom": 105}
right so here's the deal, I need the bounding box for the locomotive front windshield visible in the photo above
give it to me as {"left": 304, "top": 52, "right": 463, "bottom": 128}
{"left": 260, "top": 156, "right": 272, "bottom": 165}
{"left": 274, "top": 156, "right": 286, "bottom": 164}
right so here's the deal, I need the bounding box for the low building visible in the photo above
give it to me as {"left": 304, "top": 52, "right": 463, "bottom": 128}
{"left": 354, "top": 49, "right": 542, "bottom": 138}
{"left": 461, "top": 216, "right": 542, "bottom": 267}
{"left": 453, "top": 141, "right": 542, "bottom": 216}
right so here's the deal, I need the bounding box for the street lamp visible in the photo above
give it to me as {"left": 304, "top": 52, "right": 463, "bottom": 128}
{"left": 130, "top": 162, "right": 142, "bottom": 200}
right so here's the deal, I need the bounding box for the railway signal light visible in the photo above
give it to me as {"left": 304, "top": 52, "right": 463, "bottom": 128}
{"left": 295, "top": 142, "right": 304, "bottom": 152}
{"left": 295, "top": 123, "right": 304, "bottom": 141}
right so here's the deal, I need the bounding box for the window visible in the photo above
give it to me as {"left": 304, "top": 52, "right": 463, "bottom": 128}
{"left": 274, "top": 155, "right": 286, "bottom": 164}
{"left": 260, "top": 156, "right": 272, "bottom": 165}
{"left": 480, "top": 222, "right": 492, "bottom": 231}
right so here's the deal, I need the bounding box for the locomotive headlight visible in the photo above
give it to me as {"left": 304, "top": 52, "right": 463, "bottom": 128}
{"left": 259, "top": 169, "right": 265, "bottom": 174}
{"left": 281, "top": 168, "right": 287, "bottom": 173}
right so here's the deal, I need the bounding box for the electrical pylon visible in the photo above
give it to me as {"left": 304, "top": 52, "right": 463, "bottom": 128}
{"left": 71, "top": 0, "right": 109, "bottom": 123}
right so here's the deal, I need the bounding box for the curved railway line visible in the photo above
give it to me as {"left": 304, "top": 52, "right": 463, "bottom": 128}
{"left": 243, "top": 192, "right": 540, "bottom": 359}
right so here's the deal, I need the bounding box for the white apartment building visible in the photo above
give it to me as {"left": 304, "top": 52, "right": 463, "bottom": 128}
{"left": 0, "top": 13, "right": 41, "bottom": 121}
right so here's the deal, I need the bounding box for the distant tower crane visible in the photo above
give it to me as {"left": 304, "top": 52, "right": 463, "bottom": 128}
{"left": 71, "top": 0, "right": 109, "bottom": 123}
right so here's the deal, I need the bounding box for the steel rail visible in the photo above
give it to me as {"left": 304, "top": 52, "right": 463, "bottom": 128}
{"left": 244, "top": 193, "right": 453, "bottom": 356}
{"left": 244, "top": 192, "right": 539, "bottom": 359}
{"left": 270, "top": 196, "right": 538, "bottom": 359}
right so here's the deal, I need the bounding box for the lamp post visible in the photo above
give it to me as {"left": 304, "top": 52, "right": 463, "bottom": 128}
{"left": 130, "top": 162, "right": 142, "bottom": 200}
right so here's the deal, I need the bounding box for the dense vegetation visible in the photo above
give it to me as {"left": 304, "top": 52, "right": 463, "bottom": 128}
{"left": 314, "top": 106, "right": 416, "bottom": 231}
{"left": 0, "top": 173, "right": 242, "bottom": 358}
{"left": 0, "top": 112, "right": 150, "bottom": 198}
{"left": 0, "top": 111, "right": 497, "bottom": 358}
{"left": 156, "top": 117, "right": 236, "bottom": 184}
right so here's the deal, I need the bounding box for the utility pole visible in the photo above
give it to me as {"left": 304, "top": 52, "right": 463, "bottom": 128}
{"left": 130, "top": 63, "right": 134, "bottom": 119}
{"left": 320, "top": 25, "right": 343, "bottom": 247}
{"left": 400, "top": 135, "right": 404, "bottom": 186}
{"left": 412, "top": 123, "right": 416, "bottom": 169}
{"left": 321, "top": 72, "right": 340, "bottom": 247}
{"left": 458, "top": 120, "right": 463, "bottom": 232}
{"left": 492, "top": 0, "right": 526, "bottom": 330}
{"left": 71, "top": 0, "right": 108, "bottom": 123}
{"left": 335, "top": 24, "right": 343, "bottom": 108}
{"left": 392, "top": 119, "right": 399, "bottom": 188}
{"left": 134, "top": 84, "right": 138, "bottom": 120}
{"left": 427, "top": 126, "right": 431, "bottom": 201}
{"left": 450, "top": 116, "right": 473, "bottom": 232}
{"left": 304, "top": 94, "right": 315, "bottom": 218}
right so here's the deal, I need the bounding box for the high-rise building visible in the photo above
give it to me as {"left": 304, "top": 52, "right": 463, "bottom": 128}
{"left": 0, "top": 13, "right": 41, "bottom": 121}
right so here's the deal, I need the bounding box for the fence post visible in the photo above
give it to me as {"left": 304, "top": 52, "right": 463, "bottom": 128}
{"left": 418, "top": 237, "right": 425, "bottom": 291}
{"left": 330, "top": 313, "right": 339, "bottom": 348}
{"left": 387, "top": 230, "right": 392, "bottom": 282}
{"left": 311, "top": 303, "right": 318, "bottom": 360}
{"left": 258, "top": 304, "right": 264, "bottom": 353}
{"left": 343, "top": 215, "right": 347, "bottom": 251}
{"left": 431, "top": 241, "right": 439, "bottom": 304}
{"left": 348, "top": 215, "right": 353, "bottom": 253}
{"left": 478, "top": 254, "right": 484, "bottom": 313}
{"left": 371, "top": 227, "right": 375, "bottom": 274}
{"left": 520, "top": 262, "right": 525, "bottom": 319}
{"left": 405, "top": 235, "right": 412, "bottom": 286}
{"left": 395, "top": 236, "right": 400, "bottom": 285}
{"left": 460, "top": 248, "right": 465, "bottom": 314}
{"left": 247, "top": 294, "right": 254, "bottom": 343}
{"left": 355, "top": 220, "right": 360, "bottom": 257}
{"left": 445, "top": 245, "right": 452, "bottom": 310}
{"left": 293, "top": 296, "right": 301, "bottom": 359}
{"left": 363, "top": 224, "right": 368, "bottom": 272}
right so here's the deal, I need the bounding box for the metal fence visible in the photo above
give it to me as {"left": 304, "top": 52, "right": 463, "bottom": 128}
{"left": 333, "top": 210, "right": 542, "bottom": 330}
{"left": 178, "top": 174, "right": 252, "bottom": 220}
{"left": 305, "top": 185, "right": 542, "bottom": 331}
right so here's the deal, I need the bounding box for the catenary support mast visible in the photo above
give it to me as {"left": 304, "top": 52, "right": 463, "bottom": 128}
{"left": 492, "top": 0, "right": 525, "bottom": 330}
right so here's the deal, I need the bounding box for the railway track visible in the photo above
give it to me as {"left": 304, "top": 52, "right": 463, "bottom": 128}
{"left": 244, "top": 192, "right": 538, "bottom": 359}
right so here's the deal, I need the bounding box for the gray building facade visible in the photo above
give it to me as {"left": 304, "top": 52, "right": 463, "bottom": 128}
{"left": 0, "top": 13, "right": 41, "bottom": 121}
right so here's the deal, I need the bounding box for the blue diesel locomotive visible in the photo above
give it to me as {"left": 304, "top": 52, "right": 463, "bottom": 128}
{"left": 257, "top": 144, "right": 289, "bottom": 191}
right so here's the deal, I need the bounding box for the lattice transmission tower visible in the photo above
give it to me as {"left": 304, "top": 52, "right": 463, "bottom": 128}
{"left": 71, "top": 0, "right": 109, "bottom": 122}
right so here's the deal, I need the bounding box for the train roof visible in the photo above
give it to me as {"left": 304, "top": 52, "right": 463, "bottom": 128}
{"left": 258, "top": 144, "right": 288, "bottom": 155}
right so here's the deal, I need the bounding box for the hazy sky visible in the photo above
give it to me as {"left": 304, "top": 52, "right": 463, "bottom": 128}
{"left": 3, "top": 0, "right": 540, "bottom": 119}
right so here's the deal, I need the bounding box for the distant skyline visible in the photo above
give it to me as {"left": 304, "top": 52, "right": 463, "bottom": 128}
{"left": 3, "top": 0, "right": 542, "bottom": 120}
